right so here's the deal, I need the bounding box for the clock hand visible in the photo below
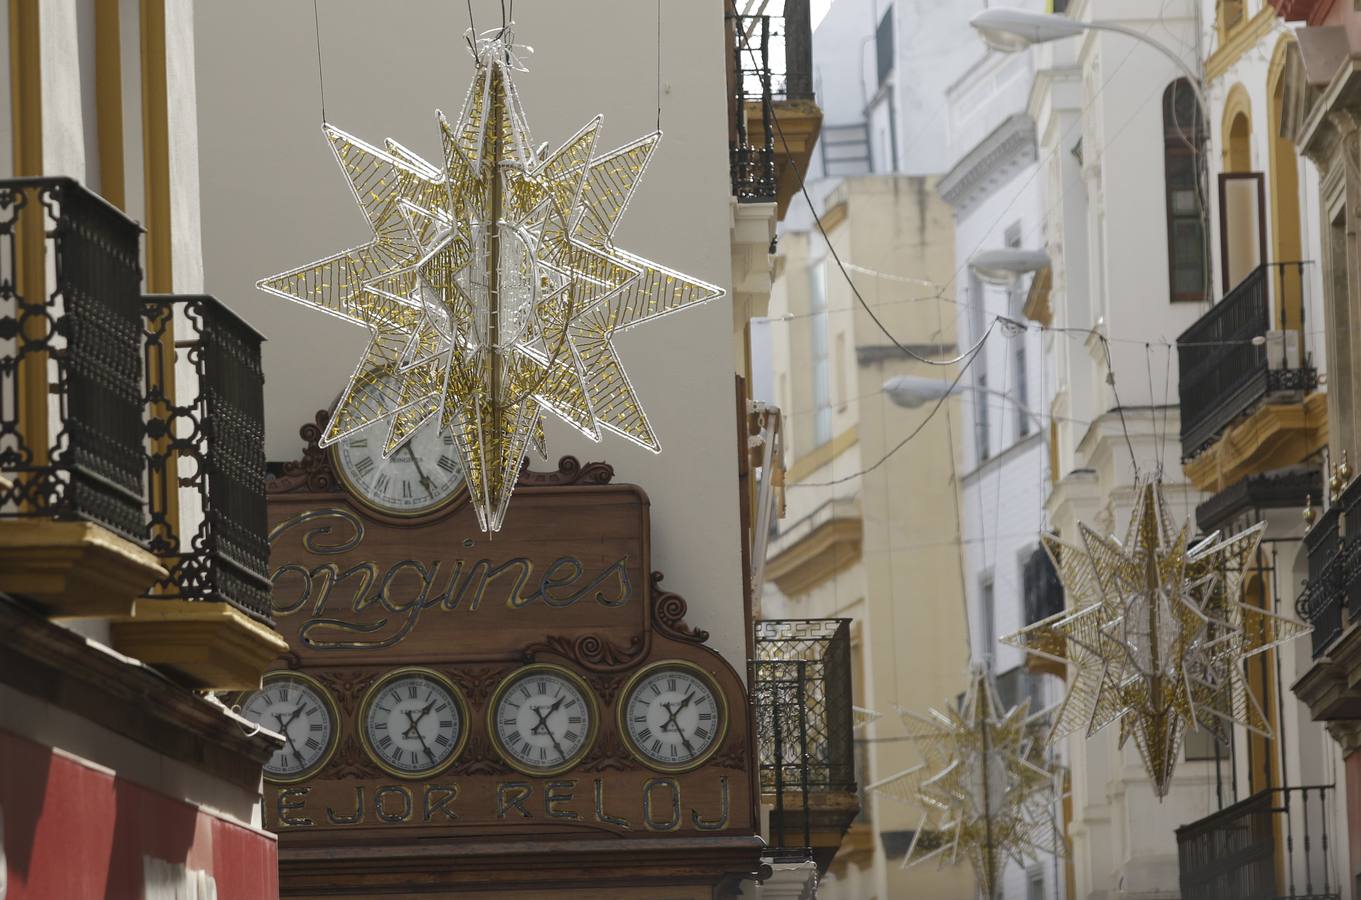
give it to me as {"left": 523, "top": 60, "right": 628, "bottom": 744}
{"left": 272, "top": 711, "right": 307, "bottom": 767}
{"left": 401, "top": 445, "right": 436, "bottom": 498}
{"left": 402, "top": 700, "right": 438, "bottom": 739}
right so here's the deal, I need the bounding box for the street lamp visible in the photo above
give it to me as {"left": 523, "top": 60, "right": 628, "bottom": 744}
{"left": 970, "top": 8, "right": 1207, "bottom": 114}
{"left": 968, "top": 247, "right": 1051, "bottom": 287}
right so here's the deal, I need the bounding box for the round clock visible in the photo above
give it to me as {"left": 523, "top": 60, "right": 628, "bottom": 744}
{"left": 237, "top": 671, "right": 339, "bottom": 783}
{"left": 359, "top": 667, "right": 468, "bottom": 778}
{"left": 619, "top": 660, "right": 727, "bottom": 773}
{"left": 489, "top": 665, "right": 598, "bottom": 776}
{"left": 331, "top": 383, "right": 465, "bottom": 517}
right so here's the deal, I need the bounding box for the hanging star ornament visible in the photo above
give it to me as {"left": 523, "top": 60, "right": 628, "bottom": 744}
{"left": 1001, "top": 480, "right": 1310, "bottom": 797}
{"left": 259, "top": 29, "right": 723, "bottom": 531}
{"left": 866, "top": 667, "right": 1063, "bottom": 898}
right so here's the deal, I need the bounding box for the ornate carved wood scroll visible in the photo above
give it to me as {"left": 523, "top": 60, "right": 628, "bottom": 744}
{"left": 261, "top": 415, "right": 759, "bottom": 895}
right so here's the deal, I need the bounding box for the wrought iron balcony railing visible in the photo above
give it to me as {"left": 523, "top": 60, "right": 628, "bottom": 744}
{"left": 753, "top": 618, "right": 856, "bottom": 862}
{"left": 1177, "top": 262, "right": 1316, "bottom": 459}
{"left": 145, "top": 295, "right": 272, "bottom": 624}
{"left": 1176, "top": 785, "right": 1339, "bottom": 900}
{"left": 0, "top": 177, "right": 148, "bottom": 544}
{"left": 726, "top": 1, "right": 813, "bottom": 202}
{"left": 1296, "top": 474, "right": 1361, "bottom": 659}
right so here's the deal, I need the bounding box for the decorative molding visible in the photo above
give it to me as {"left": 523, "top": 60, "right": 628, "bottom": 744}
{"left": 110, "top": 600, "right": 289, "bottom": 691}
{"left": 1182, "top": 392, "right": 1328, "bottom": 493}
{"left": 450, "top": 732, "right": 512, "bottom": 777}
{"left": 516, "top": 455, "right": 615, "bottom": 487}
{"left": 786, "top": 426, "right": 858, "bottom": 484}
{"left": 584, "top": 671, "right": 627, "bottom": 707}
{"left": 267, "top": 411, "right": 616, "bottom": 496}
{"left": 522, "top": 632, "right": 648, "bottom": 673}
{"left": 709, "top": 738, "right": 748, "bottom": 771}
{"left": 267, "top": 410, "right": 340, "bottom": 494}
{"left": 937, "top": 113, "right": 1037, "bottom": 212}
{"left": 1194, "top": 469, "right": 1322, "bottom": 533}
{"left": 446, "top": 666, "right": 505, "bottom": 707}
{"left": 765, "top": 511, "right": 864, "bottom": 597}
{"left": 328, "top": 734, "right": 378, "bottom": 781}
{"left": 856, "top": 344, "right": 959, "bottom": 366}
{"left": 578, "top": 728, "right": 632, "bottom": 773}
{"left": 0, "top": 596, "right": 281, "bottom": 791}
{"left": 1207, "top": 6, "right": 1278, "bottom": 82}
{"left": 652, "top": 572, "right": 710, "bottom": 644}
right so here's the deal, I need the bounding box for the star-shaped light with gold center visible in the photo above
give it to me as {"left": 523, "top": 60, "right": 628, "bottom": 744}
{"left": 258, "top": 30, "right": 723, "bottom": 531}
{"left": 866, "top": 667, "right": 1063, "bottom": 898}
{"left": 1001, "top": 480, "right": 1309, "bottom": 797}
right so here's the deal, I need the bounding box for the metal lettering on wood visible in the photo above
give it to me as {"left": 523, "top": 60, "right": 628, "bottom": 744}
{"left": 258, "top": 419, "right": 757, "bottom": 892}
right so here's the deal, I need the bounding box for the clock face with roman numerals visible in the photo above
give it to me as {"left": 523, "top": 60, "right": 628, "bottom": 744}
{"left": 619, "top": 662, "right": 726, "bottom": 773}
{"left": 239, "top": 672, "right": 338, "bottom": 783}
{"left": 331, "top": 383, "right": 465, "bottom": 517}
{"left": 359, "top": 668, "right": 468, "bottom": 778}
{"left": 489, "top": 665, "right": 597, "bottom": 776}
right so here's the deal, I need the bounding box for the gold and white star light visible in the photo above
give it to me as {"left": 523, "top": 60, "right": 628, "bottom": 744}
{"left": 867, "top": 667, "right": 1063, "bottom": 898}
{"left": 1002, "top": 481, "right": 1309, "bottom": 797}
{"left": 259, "top": 30, "right": 723, "bottom": 531}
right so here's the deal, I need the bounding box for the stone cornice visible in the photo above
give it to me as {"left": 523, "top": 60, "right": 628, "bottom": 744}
{"left": 0, "top": 594, "right": 280, "bottom": 790}
{"left": 938, "top": 114, "right": 1037, "bottom": 212}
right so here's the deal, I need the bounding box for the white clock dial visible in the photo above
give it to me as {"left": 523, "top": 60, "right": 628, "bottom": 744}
{"left": 490, "top": 666, "right": 596, "bottom": 776}
{"left": 238, "top": 673, "right": 338, "bottom": 782}
{"left": 360, "top": 668, "right": 467, "bottom": 778}
{"left": 332, "top": 384, "right": 464, "bottom": 516}
{"left": 621, "top": 663, "right": 726, "bottom": 772}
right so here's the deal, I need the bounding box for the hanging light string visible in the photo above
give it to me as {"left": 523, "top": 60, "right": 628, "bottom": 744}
{"left": 312, "top": 0, "right": 327, "bottom": 123}
{"left": 656, "top": 0, "right": 664, "bottom": 132}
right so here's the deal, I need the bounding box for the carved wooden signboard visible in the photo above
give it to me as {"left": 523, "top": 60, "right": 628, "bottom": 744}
{"left": 260, "top": 414, "right": 760, "bottom": 897}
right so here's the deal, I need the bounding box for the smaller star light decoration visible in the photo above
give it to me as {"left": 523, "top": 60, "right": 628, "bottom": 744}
{"left": 1001, "top": 480, "right": 1310, "bottom": 797}
{"left": 867, "top": 667, "right": 1063, "bottom": 898}
{"left": 259, "top": 29, "right": 723, "bottom": 532}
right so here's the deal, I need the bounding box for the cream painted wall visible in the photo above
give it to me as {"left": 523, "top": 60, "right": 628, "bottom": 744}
{"left": 765, "top": 176, "right": 973, "bottom": 900}
{"left": 194, "top": 1, "right": 748, "bottom": 671}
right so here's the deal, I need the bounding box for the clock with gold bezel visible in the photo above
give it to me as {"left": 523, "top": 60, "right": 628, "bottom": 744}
{"left": 618, "top": 660, "right": 727, "bottom": 773}
{"left": 237, "top": 671, "right": 340, "bottom": 784}
{"left": 330, "top": 381, "right": 465, "bottom": 517}
{"left": 359, "top": 667, "right": 469, "bottom": 779}
{"left": 489, "top": 665, "right": 598, "bottom": 776}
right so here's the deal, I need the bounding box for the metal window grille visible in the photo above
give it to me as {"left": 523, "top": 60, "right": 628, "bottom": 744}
{"left": 0, "top": 178, "right": 147, "bottom": 544}
{"left": 1177, "top": 262, "right": 1316, "bottom": 459}
{"left": 144, "top": 294, "right": 272, "bottom": 624}
{"left": 753, "top": 618, "right": 856, "bottom": 796}
{"left": 1176, "top": 785, "right": 1339, "bottom": 900}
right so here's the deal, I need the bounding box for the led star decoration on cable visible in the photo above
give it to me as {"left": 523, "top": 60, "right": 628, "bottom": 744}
{"left": 259, "top": 29, "right": 723, "bottom": 531}
{"left": 1001, "top": 480, "right": 1309, "bottom": 797}
{"left": 866, "top": 667, "right": 1063, "bottom": 898}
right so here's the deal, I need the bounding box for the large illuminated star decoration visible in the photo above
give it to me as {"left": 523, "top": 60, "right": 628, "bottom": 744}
{"left": 258, "top": 30, "right": 723, "bottom": 531}
{"left": 1001, "top": 480, "right": 1309, "bottom": 797}
{"left": 866, "top": 667, "right": 1063, "bottom": 898}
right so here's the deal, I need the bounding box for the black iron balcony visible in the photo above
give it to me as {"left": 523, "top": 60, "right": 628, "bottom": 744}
{"left": 0, "top": 177, "right": 147, "bottom": 544}
{"left": 1178, "top": 262, "right": 1317, "bottom": 459}
{"left": 727, "top": 0, "right": 817, "bottom": 207}
{"left": 753, "top": 618, "right": 858, "bottom": 869}
{"left": 1176, "top": 785, "right": 1340, "bottom": 900}
{"left": 144, "top": 294, "right": 272, "bottom": 624}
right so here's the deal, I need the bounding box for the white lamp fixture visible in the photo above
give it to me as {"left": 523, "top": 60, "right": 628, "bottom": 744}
{"left": 968, "top": 247, "right": 1051, "bottom": 287}
{"left": 970, "top": 8, "right": 1207, "bottom": 113}
{"left": 971, "top": 8, "right": 1086, "bottom": 52}
{"left": 883, "top": 374, "right": 964, "bottom": 409}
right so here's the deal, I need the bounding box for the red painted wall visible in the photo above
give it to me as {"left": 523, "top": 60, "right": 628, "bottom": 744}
{"left": 1347, "top": 750, "right": 1361, "bottom": 894}
{"left": 0, "top": 729, "right": 278, "bottom": 899}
